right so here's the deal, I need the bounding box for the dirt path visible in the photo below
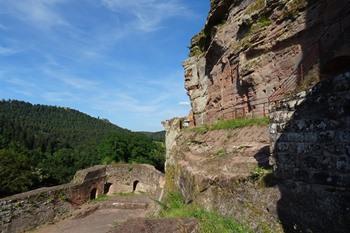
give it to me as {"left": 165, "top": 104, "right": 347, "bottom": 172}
{"left": 29, "top": 195, "right": 155, "bottom": 233}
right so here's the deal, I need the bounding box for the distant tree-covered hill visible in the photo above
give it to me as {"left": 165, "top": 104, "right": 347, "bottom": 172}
{"left": 0, "top": 100, "right": 165, "bottom": 197}
{"left": 139, "top": 131, "right": 165, "bottom": 142}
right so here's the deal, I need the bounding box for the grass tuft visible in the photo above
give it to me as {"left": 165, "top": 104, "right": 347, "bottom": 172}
{"left": 91, "top": 194, "right": 109, "bottom": 202}
{"left": 249, "top": 167, "right": 279, "bottom": 187}
{"left": 211, "top": 117, "right": 269, "bottom": 131}
{"left": 159, "top": 192, "right": 251, "bottom": 233}
{"left": 245, "top": 0, "right": 266, "bottom": 15}
{"left": 250, "top": 167, "right": 272, "bottom": 181}
{"left": 215, "top": 148, "right": 226, "bottom": 157}
{"left": 190, "top": 117, "right": 269, "bottom": 134}
{"left": 255, "top": 16, "right": 272, "bottom": 28}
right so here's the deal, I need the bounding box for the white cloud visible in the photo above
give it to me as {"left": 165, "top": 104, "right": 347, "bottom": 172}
{"left": 86, "top": 70, "right": 190, "bottom": 131}
{"left": 41, "top": 66, "right": 99, "bottom": 90}
{"left": 92, "top": 90, "right": 161, "bottom": 114}
{"left": 0, "top": 46, "right": 19, "bottom": 55}
{"left": 60, "top": 76, "right": 99, "bottom": 90}
{"left": 41, "top": 91, "right": 76, "bottom": 102}
{"left": 0, "top": 23, "right": 6, "bottom": 30}
{"left": 102, "top": 0, "right": 188, "bottom": 32}
{"left": 179, "top": 101, "right": 190, "bottom": 106}
{"left": 1, "top": 0, "right": 68, "bottom": 29}
{"left": 5, "top": 77, "right": 37, "bottom": 89}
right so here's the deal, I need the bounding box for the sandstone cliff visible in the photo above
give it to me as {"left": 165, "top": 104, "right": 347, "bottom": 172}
{"left": 184, "top": 0, "right": 349, "bottom": 126}
{"left": 164, "top": 0, "right": 350, "bottom": 232}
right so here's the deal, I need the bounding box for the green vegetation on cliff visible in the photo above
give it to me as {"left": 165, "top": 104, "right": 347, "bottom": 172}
{"left": 190, "top": 117, "right": 269, "bottom": 133}
{"left": 160, "top": 192, "right": 251, "bottom": 233}
{"left": 0, "top": 100, "right": 165, "bottom": 197}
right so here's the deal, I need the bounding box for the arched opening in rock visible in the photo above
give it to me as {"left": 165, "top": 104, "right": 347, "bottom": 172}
{"left": 104, "top": 183, "right": 112, "bottom": 195}
{"left": 90, "top": 188, "right": 97, "bottom": 200}
{"left": 132, "top": 180, "right": 139, "bottom": 192}
{"left": 322, "top": 56, "right": 350, "bottom": 75}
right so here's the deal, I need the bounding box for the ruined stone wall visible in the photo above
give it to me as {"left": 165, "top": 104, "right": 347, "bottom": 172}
{"left": 0, "top": 165, "right": 107, "bottom": 233}
{"left": 269, "top": 72, "right": 350, "bottom": 232}
{"left": 0, "top": 164, "right": 164, "bottom": 233}
{"left": 105, "top": 164, "right": 165, "bottom": 198}
{"left": 0, "top": 185, "right": 73, "bottom": 233}
{"left": 185, "top": 0, "right": 350, "bottom": 126}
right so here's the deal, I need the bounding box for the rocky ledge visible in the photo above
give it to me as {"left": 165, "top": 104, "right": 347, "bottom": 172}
{"left": 163, "top": 121, "right": 283, "bottom": 232}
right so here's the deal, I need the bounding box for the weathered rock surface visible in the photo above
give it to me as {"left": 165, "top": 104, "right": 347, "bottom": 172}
{"left": 111, "top": 218, "right": 199, "bottom": 233}
{"left": 165, "top": 1, "right": 350, "bottom": 232}
{"left": 163, "top": 121, "right": 283, "bottom": 232}
{"left": 185, "top": 0, "right": 350, "bottom": 126}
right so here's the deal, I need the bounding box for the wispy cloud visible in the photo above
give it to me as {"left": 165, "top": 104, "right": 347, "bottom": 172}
{"left": 179, "top": 101, "right": 190, "bottom": 106}
{"left": 41, "top": 67, "right": 99, "bottom": 90}
{"left": 60, "top": 77, "right": 98, "bottom": 90}
{"left": 1, "top": 0, "right": 68, "bottom": 29}
{"left": 87, "top": 70, "right": 190, "bottom": 130}
{"left": 41, "top": 91, "right": 77, "bottom": 102}
{"left": 5, "top": 77, "right": 37, "bottom": 89}
{"left": 102, "top": 0, "right": 188, "bottom": 32}
{"left": 0, "top": 46, "right": 19, "bottom": 55}
{"left": 0, "top": 0, "right": 200, "bottom": 131}
{"left": 0, "top": 23, "right": 6, "bottom": 30}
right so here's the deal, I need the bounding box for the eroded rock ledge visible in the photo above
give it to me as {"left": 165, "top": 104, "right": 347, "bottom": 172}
{"left": 163, "top": 120, "right": 283, "bottom": 232}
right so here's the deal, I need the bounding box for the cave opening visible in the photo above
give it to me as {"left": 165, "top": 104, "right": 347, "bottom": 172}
{"left": 132, "top": 180, "right": 139, "bottom": 192}
{"left": 104, "top": 182, "right": 112, "bottom": 195}
{"left": 90, "top": 188, "right": 97, "bottom": 200}
{"left": 322, "top": 56, "right": 350, "bottom": 76}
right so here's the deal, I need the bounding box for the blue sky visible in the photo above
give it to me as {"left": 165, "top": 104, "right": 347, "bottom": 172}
{"left": 0, "top": 0, "right": 209, "bottom": 131}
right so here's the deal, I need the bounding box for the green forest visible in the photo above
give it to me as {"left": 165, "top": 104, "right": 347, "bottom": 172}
{"left": 0, "top": 100, "right": 165, "bottom": 198}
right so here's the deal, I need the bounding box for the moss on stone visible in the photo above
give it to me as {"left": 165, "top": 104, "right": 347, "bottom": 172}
{"left": 245, "top": 0, "right": 266, "bottom": 15}
{"left": 249, "top": 167, "right": 279, "bottom": 188}
{"left": 215, "top": 148, "right": 226, "bottom": 157}
{"left": 255, "top": 16, "right": 272, "bottom": 28}
{"left": 189, "top": 30, "right": 208, "bottom": 57}
{"left": 58, "top": 191, "right": 68, "bottom": 202}
{"left": 165, "top": 164, "right": 178, "bottom": 193}
{"left": 281, "top": 0, "right": 308, "bottom": 20}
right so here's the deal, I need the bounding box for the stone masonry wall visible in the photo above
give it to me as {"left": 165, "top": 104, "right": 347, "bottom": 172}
{"left": 106, "top": 164, "right": 165, "bottom": 198}
{"left": 269, "top": 71, "right": 350, "bottom": 232}
{"left": 0, "top": 165, "right": 107, "bottom": 233}
{"left": 0, "top": 185, "right": 73, "bottom": 233}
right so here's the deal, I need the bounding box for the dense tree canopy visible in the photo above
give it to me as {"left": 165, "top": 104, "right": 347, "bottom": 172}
{"left": 0, "top": 100, "right": 165, "bottom": 197}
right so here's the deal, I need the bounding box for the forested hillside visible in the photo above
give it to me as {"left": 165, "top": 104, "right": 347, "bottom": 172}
{"left": 0, "top": 100, "right": 165, "bottom": 197}
{"left": 139, "top": 131, "right": 165, "bottom": 142}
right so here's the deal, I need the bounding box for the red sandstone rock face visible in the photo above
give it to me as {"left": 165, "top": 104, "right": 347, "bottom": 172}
{"left": 184, "top": 0, "right": 350, "bottom": 126}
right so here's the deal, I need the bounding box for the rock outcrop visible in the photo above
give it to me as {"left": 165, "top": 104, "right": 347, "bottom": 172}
{"left": 163, "top": 119, "right": 283, "bottom": 232}
{"left": 185, "top": 0, "right": 350, "bottom": 126}
{"left": 164, "top": 0, "right": 350, "bottom": 232}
